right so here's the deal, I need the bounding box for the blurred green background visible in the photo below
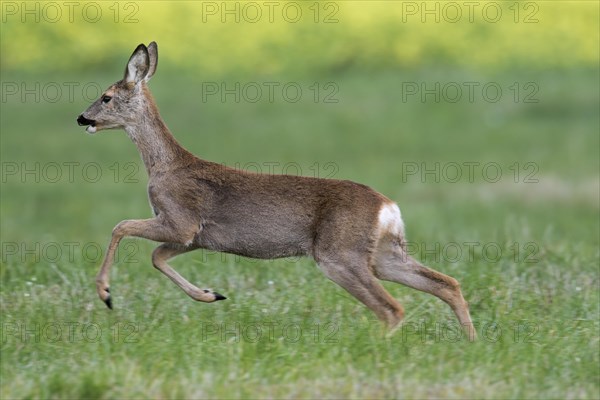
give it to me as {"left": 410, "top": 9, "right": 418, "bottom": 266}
{"left": 1, "top": 1, "right": 599, "bottom": 399}
{"left": 1, "top": 1, "right": 598, "bottom": 75}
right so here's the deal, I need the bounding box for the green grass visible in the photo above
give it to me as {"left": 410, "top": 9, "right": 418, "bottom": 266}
{"left": 1, "top": 67, "right": 598, "bottom": 399}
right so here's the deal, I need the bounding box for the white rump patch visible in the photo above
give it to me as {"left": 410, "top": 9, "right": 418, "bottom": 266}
{"left": 377, "top": 202, "right": 405, "bottom": 237}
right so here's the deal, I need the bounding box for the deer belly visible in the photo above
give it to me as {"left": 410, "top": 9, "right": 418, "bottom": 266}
{"left": 196, "top": 221, "right": 310, "bottom": 259}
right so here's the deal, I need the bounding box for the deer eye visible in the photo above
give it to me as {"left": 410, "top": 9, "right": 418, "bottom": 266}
{"left": 102, "top": 95, "right": 112, "bottom": 104}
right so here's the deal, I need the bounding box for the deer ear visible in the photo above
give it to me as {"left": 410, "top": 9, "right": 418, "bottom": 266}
{"left": 124, "top": 44, "right": 150, "bottom": 85}
{"left": 145, "top": 42, "right": 158, "bottom": 82}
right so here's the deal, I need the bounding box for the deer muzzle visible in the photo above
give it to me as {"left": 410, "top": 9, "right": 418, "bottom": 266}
{"left": 77, "top": 114, "right": 95, "bottom": 126}
{"left": 77, "top": 115, "right": 97, "bottom": 133}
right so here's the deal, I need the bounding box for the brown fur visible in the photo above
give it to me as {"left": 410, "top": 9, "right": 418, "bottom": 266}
{"left": 77, "top": 42, "right": 475, "bottom": 340}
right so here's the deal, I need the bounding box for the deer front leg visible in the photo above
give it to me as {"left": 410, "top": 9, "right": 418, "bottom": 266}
{"left": 152, "top": 243, "right": 227, "bottom": 302}
{"left": 96, "top": 218, "right": 182, "bottom": 309}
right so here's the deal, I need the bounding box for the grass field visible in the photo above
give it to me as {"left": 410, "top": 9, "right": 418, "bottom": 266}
{"left": 1, "top": 65, "right": 598, "bottom": 398}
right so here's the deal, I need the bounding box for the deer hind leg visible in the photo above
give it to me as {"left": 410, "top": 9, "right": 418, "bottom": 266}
{"left": 316, "top": 258, "right": 405, "bottom": 329}
{"left": 152, "top": 243, "right": 226, "bottom": 303}
{"left": 372, "top": 238, "right": 476, "bottom": 340}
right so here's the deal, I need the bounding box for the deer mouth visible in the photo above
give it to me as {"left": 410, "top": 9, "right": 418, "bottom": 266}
{"left": 77, "top": 115, "right": 97, "bottom": 133}
{"left": 86, "top": 123, "right": 97, "bottom": 134}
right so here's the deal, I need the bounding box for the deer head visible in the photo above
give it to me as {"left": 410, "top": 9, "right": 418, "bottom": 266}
{"left": 77, "top": 42, "right": 158, "bottom": 134}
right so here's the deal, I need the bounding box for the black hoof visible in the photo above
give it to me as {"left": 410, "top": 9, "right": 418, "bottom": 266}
{"left": 213, "top": 292, "right": 227, "bottom": 301}
{"left": 104, "top": 296, "right": 113, "bottom": 310}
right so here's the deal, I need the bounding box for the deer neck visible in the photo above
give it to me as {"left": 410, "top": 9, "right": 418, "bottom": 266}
{"left": 124, "top": 96, "right": 187, "bottom": 176}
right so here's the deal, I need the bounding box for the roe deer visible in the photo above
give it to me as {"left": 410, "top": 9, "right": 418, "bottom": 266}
{"left": 77, "top": 42, "right": 476, "bottom": 340}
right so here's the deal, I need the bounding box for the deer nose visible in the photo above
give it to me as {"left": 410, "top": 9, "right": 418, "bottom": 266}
{"left": 77, "top": 114, "right": 95, "bottom": 126}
